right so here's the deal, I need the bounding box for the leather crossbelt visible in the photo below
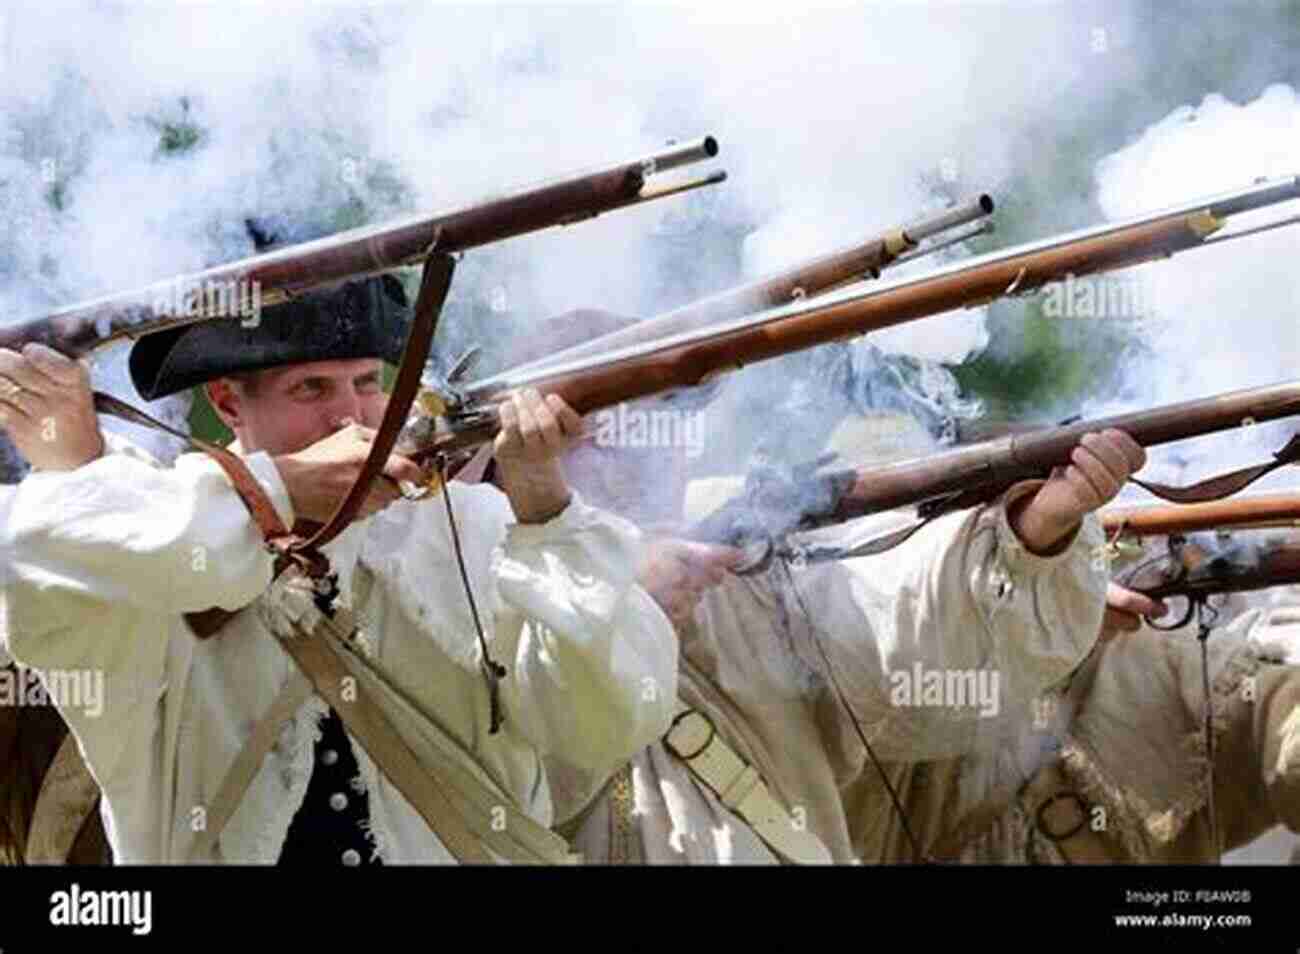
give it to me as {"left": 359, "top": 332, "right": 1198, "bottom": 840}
{"left": 662, "top": 700, "right": 832, "bottom": 864}
{"left": 190, "top": 568, "right": 577, "bottom": 864}
{"left": 94, "top": 250, "right": 458, "bottom": 639}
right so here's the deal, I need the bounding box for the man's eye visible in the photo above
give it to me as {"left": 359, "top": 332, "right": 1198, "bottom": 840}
{"left": 357, "top": 377, "right": 382, "bottom": 393}
{"left": 292, "top": 381, "right": 325, "bottom": 398}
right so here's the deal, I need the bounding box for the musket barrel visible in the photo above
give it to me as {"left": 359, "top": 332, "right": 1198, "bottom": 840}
{"left": 647, "top": 137, "right": 720, "bottom": 171}
{"left": 0, "top": 138, "right": 723, "bottom": 357}
{"left": 477, "top": 194, "right": 998, "bottom": 386}
{"left": 405, "top": 175, "right": 1300, "bottom": 466}
{"left": 810, "top": 380, "right": 1300, "bottom": 530}
{"left": 1204, "top": 175, "right": 1300, "bottom": 216}
{"left": 482, "top": 214, "right": 1210, "bottom": 401}
{"left": 466, "top": 175, "right": 1300, "bottom": 399}
{"left": 1102, "top": 494, "right": 1300, "bottom": 536}
{"left": 902, "top": 194, "right": 995, "bottom": 244}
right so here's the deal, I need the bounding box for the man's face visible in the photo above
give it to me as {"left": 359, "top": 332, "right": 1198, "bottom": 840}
{"left": 208, "top": 358, "right": 386, "bottom": 456}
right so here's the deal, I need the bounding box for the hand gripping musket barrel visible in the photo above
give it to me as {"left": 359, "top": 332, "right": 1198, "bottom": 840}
{"left": 684, "top": 378, "right": 1300, "bottom": 571}
{"left": 0, "top": 138, "right": 724, "bottom": 356}
{"left": 499, "top": 195, "right": 996, "bottom": 379}
{"left": 399, "top": 174, "right": 1300, "bottom": 472}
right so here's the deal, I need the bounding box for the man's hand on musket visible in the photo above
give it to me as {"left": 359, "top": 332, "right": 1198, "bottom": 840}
{"left": 637, "top": 538, "right": 746, "bottom": 629}
{"left": 1101, "top": 582, "right": 1167, "bottom": 637}
{"left": 274, "top": 422, "right": 426, "bottom": 523}
{"left": 0, "top": 343, "right": 105, "bottom": 470}
{"left": 1008, "top": 429, "right": 1146, "bottom": 555}
{"left": 493, "top": 388, "right": 584, "bottom": 524}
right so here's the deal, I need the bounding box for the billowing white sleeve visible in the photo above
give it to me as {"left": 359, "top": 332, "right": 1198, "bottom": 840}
{"left": 792, "top": 479, "right": 1108, "bottom": 759}
{"left": 492, "top": 492, "right": 679, "bottom": 793}
{"left": 0, "top": 436, "right": 294, "bottom": 786}
{"left": 1, "top": 438, "right": 293, "bottom": 648}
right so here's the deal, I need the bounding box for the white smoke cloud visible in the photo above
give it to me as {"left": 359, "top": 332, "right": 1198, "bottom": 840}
{"left": 1090, "top": 83, "right": 1300, "bottom": 494}
{"left": 1, "top": 1, "right": 1128, "bottom": 465}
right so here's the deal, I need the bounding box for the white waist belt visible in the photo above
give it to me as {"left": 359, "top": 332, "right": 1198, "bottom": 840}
{"left": 662, "top": 701, "right": 832, "bottom": 864}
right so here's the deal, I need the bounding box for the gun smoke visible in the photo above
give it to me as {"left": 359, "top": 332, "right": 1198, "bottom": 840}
{"left": 0, "top": 1, "right": 1139, "bottom": 468}
{"left": 1086, "top": 83, "right": 1300, "bottom": 497}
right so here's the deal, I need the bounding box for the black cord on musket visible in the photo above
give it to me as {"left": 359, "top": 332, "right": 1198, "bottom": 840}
{"left": 436, "top": 454, "right": 508, "bottom": 734}
{"left": 1195, "top": 599, "right": 1221, "bottom": 864}
{"left": 774, "top": 556, "right": 930, "bottom": 864}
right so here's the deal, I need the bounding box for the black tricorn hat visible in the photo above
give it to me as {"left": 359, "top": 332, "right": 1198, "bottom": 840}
{"left": 128, "top": 274, "right": 412, "bottom": 400}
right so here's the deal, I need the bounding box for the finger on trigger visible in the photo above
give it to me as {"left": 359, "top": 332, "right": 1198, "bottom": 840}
{"left": 1103, "top": 609, "right": 1141, "bottom": 633}
{"left": 383, "top": 453, "right": 425, "bottom": 486}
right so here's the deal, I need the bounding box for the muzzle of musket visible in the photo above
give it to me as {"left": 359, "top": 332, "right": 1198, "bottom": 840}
{"left": 901, "top": 194, "right": 995, "bottom": 246}
{"left": 641, "top": 136, "right": 720, "bottom": 174}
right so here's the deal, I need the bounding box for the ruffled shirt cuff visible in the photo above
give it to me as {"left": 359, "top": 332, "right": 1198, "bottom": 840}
{"left": 993, "top": 479, "right": 1094, "bottom": 578}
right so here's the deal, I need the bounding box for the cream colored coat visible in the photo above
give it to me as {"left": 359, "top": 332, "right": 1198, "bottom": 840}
{"left": 563, "top": 481, "right": 1111, "bottom": 863}
{"left": 923, "top": 597, "right": 1300, "bottom": 864}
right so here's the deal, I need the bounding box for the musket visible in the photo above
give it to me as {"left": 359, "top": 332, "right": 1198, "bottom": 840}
{"left": 0, "top": 138, "right": 724, "bottom": 357}
{"left": 1096, "top": 494, "right": 1300, "bottom": 628}
{"left": 685, "top": 379, "right": 1300, "bottom": 569}
{"left": 1102, "top": 493, "right": 1300, "bottom": 538}
{"left": 1112, "top": 526, "right": 1300, "bottom": 628}
{"left": 401, "top": 174, "right": 1300, "bottom": 467}
{"left": 501, "top": 195, "right": 995, "bottom": 379}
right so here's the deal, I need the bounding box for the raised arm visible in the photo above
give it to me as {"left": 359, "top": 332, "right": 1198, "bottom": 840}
{"left": 787, "top": 430, "right": 1146, "bottom": 759}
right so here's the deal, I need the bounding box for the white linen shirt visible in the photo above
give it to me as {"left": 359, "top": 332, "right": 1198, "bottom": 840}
{"left": 0, "top": 434, "right": 678, "bottom": 863}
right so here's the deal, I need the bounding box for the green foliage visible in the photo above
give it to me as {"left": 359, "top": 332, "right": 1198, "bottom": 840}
{"left": 147, "top": 97, "right": 205, "bottom": 157}
{"left": 949, "top": 0, "right": 1300, "bottom": 420}
{"left": 188, "top": 389, "right": 232, "bottom": 445}
{"left": 953, "top": 301, "right": 1143, "bottom": 420}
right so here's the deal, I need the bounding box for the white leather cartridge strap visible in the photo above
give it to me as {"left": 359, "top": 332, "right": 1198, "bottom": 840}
{"left": 662, "top": 701, "right": 832, "bottom": 864}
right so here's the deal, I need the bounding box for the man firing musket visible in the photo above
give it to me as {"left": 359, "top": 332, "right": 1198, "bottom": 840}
{"left": 0, "top": 138, "right": 731, "bottom": 866}
{"left": 0, "top": 260, "right": 681, "bottom": 865}
{"left": 470, "top": 308, "right": 1144, "bottom": 864}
